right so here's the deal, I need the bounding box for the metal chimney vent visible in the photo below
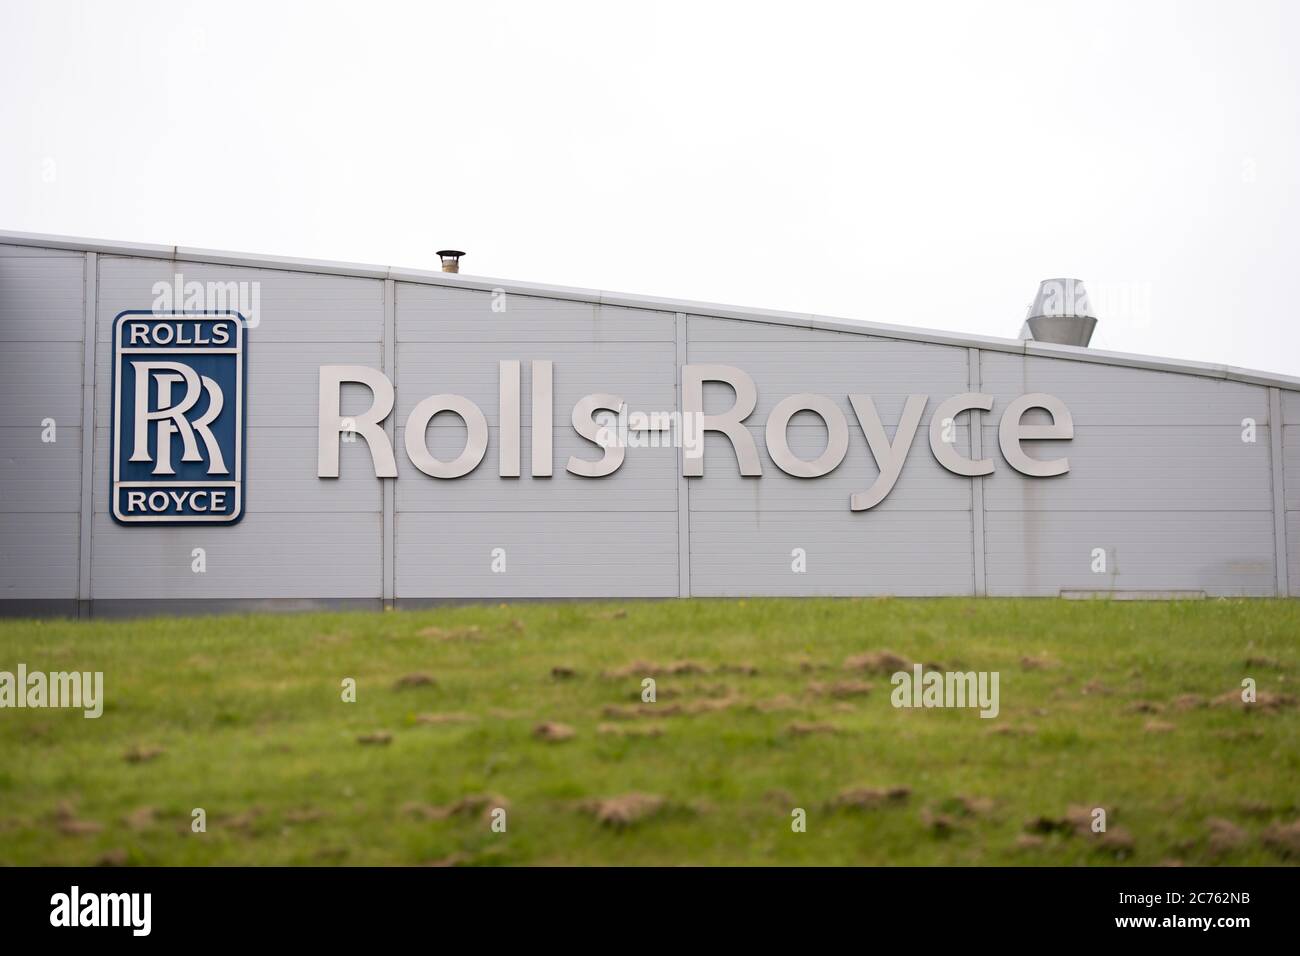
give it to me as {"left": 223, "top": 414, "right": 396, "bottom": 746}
{"left": 437, "top": 250, "right": 466, "bottom": 274}
{"left": 1019, "top": 277, "right": 1097, "bottom": 347}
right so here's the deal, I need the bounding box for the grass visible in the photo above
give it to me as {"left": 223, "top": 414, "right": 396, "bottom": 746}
{"left": 0, "top": 597, "right": 1297, "bottom": 866}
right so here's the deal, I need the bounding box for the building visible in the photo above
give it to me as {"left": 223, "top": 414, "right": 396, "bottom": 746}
{"left": 1, "top": 230, "right": 1297, "bottom": 616}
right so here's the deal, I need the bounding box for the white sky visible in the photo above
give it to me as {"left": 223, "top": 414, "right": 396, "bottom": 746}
{"left": 2, "top": 0, "right": 1298, "bottom": 373}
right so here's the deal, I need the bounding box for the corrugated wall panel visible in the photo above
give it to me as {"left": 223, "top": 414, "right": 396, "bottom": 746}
{"left": 1288, "top": 512, "right": 1300, "bottom": 597}
{"left": 983, "top": 426, "right": 1273, "bottom": 512}
{"left": 393, "top": 282, "right": 680, "bottom": 598}
{"left": 981, "top": 352, "right": 1267, "bottom": 425}
{"left": 89, "top": 257, "right": 385, "bottom": 600}
{"left": 1284, "top": 426, "right": 1300, "bottom": 512}
{"left": 395, "top": 512, "right": 677, "bottom": 597}
{"left": 982, "top": 352, "right": 1277, "bottom": 595}
{"left": 688, "top": 427, "right": 972, "bottom": 512}
{"left": 1286, "top": 417, "right": 1300, "bottom": 595}
{"left": 90, "top": 513, "right": 379, "bottom": 598}
{"left": 1282, "top": 391, "right": 1300, "bottom": 425}
{"left": 398, "top": 283, "right": 674, "bottom": 342}
{"left": 394, "top": 341, "right": 677, "bottom": 424}
{"left": 0, "top": 247, "right": 85, "bottom": 600}
{"left": 686, "top": 316, "right": 975, "bottom": 595}
{"left": 0, "top": 513, "right": 80, "bottom": 598}
{"left": 394, "top": 427, "right": 677, "bottom": 512}
{"left": 689, "top": 512, "right": 975, "bottom": 595}
{"left": 986, "top": 511, "right": 1276, "bottom": 596}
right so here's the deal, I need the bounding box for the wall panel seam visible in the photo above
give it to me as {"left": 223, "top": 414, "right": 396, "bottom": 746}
{"left": 676, "top": 312, "right": 690, "bottom": 597}
{"left": 77, "top": 253, "right": 97, "bottom": 610}
{"left": 970, "top": 347, "right": 986, "bottom": 596}
{"left": 1269, "top": 387, "right": 1288, "bottom": 596}
{"left": 383, "top": 278, "right": 396, "bottom": 604}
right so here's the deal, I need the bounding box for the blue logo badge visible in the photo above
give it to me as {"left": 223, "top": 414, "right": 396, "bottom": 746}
{"left": 110, "top": 311, "right": 247, "bottom": 524}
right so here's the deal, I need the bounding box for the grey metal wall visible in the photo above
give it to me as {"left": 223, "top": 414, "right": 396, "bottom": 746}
{"left": 1284, "top": 391, "right": 1300, "bottom": 597}
{"left": 980, "top": 353, "right": 1278, "bottom": 596}
{"left": 392, "top": 283, "right": 678, "bottom": 598}
{"left": 0, "top": 244, "right": 85, "bottom": 603}
{"left": 685, "top": 317, "right": 975, "bottom": 595}
{"left": 1, "top": 238, "right": 1296, "bottom": 611}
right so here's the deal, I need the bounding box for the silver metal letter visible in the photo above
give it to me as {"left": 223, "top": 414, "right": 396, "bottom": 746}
{"left": 405, "top": 395, "right": 489, "bottom": 479}
{"left": 765, "top": 394, "right": 849, "bottom": 478}
{"left": 499, "top": 360, "right": 521, "bottom": 477}
{"left": 318, "top": 365, "right": 397, "bottom": 478}
{"left": 999, "top": 393, "right": 1073, "bottom": 477}
{"left": 681, "top": 364, "right": 762, "bottom": 477}
{"left": 848, "top": 394, "right": 927, "bottom": 511}
{"left": 928, "top": 393, "right": 994, "bottom": 476}
{"left": 532, "top": 359, "right": 553, "bottom": 477}
{"left": 567, "top": 393, "right": 625, "bottom": 477}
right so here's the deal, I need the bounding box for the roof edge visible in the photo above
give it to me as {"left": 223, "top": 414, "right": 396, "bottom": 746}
{"left": 4, "top": 228, "right": 1299, "bottom": 393}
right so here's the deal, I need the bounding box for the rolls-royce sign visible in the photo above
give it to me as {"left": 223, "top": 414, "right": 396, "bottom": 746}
{"left": 317, "top": 363, "right": 1074, "bottom": 511}
{"left": 110, "top": 311, "right": 247, "bottom": 525}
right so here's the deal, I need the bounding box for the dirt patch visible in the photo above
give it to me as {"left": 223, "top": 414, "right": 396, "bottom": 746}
{"left": 1205, "top": 817, "right": 1248, "bottom": 855}
{"left": 580, "top": 793, "right": 666, "bottom": 828}
{"left": 1244, "top": 656, "right": 1282, "bottom": 668}
{"left": 418, "top": 625, "right": 483, "bottom": 642}
{"left": 1015, "top": 834, "right": 1046, "bottom": 849}
{"left": 684, "top": 696, "right": 741, "bottom": 715}
{"left": 627, "top": 686, "right": 681, "bottom": 701}
{"left": 1261, "top": 819, "right": 1300, "bottom": 858}
{"left": 56, "top": 816, "right": 103, "bottom": 836}
{"left": 1128, "top": 701, "right": 1163, "bottom": 714}
{"left": 414, "top": 712, "right": 475, "bottom": 725}
{"left": 357, "top": 731, "right": 393, "bottom": 745}
{"left": 601, "top": 660, "right": 710, "bottom": 679}
{"left": 787, "top": 721, "right": 840, "bottom": 736}
{"left": 946, "top": 795, "right": 995, "bottom": 817}
{"left": 533, "top": 721, "right": 576, "bottom": 742}
{"left": 829, "top": 786, "right": 911, "bottom": 811}
{"left": 394, "top": 673, "right": 436, "bottom": 689}
{"left": 921, "top": 809, "right": 958, "bottom": 836}
{"left": 1211, "top": 689, "right": 1296, "bottom": 711}
{"left": 1027, "top": 804, "right": 1116, "bottom": 839}
{"left": 842, "top": 650, "right": 911, "bottom": 674}
{"left": 1080, "top": 679, "right": 1110, "bottom": 696}
{"left": 550, "top": 665, "right": 577, "bottom": 679}
{"left": 1095, "top": 826, "right": 1135, "bottom": 855}
{"left": 123, "top": 745, "right": 164, "bottom": 764}
{"left": 1144, "top": 719, "right": 1176, "bottom": 734}
{"left": 284, "top": 807, "right": 327, "bottom": 824}
{"left": 403, "top": 794, "right": 508, "bottom": 824}
{"left": 596, "top": 722, "right": 664, "bottom": 738}
{"left": 1020, "top": 655, "right": 1054, "bottom": 670}
{"left": 807, "top": 680, "right": 872, "bottom": 699}
{"left": 719, "top": 663, "right": 759, "bottom": 676}
{"left": 602, "top": 703, "right": 682, "bottom": 720}
{"left": 988, "top": 724, "right": 1035, "bottom": 736}
{"left": 750, "top": 694, "right": 801, "bottom": 713}
{"left": 95, "top": 849, "right": 129, "bottom": 866}
{"left": 1169, "top": 694, "right": 1206, "bottom": 711}
{"left": 222, "top": 807, "right": 264, "bottom": 832}
{"left": 122, "top": 806, "right": 156, "bottom": 831}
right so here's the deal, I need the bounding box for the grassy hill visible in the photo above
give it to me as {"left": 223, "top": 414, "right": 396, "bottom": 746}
{"left": 0, "top": 597, "right": 1297, "bottom": 866}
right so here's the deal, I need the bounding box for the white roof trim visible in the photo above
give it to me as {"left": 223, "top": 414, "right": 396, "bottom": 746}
{"left": 4, "top": 228, "right": 1299, "bottom": 392}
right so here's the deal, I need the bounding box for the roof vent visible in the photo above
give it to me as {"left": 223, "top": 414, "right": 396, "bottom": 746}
{"left": 1019, "top": 277, "right": 1097, "bottom": 347}
{"left": 437, "top": 249, "right": 466, "bottom": 274}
